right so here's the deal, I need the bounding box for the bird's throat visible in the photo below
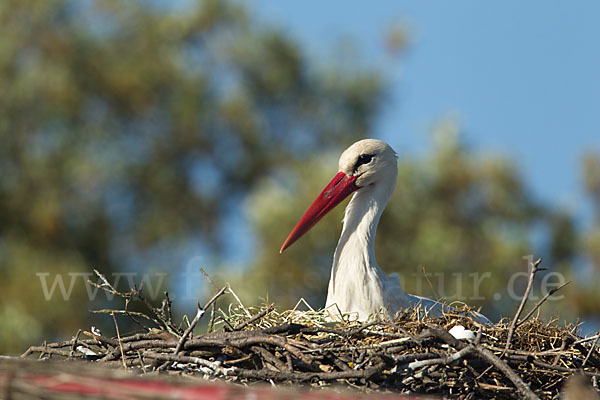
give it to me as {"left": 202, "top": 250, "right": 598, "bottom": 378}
{"left": 325, "top": 187, "right": 390, "bottom": 319}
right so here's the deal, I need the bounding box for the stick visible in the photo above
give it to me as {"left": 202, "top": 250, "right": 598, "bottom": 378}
{"left": 89, "top": 270, "right": 181, "bottom": 336}
{"left": 200, "top": 268, "right": 219, "bottom": 333}
{"left": 583, "top": 334, "right": 600, "bottom": 368}
{"left": 250, "top": 346, "right": 288, "bottom": 372}
{"left": 227, "top": 284, "right": 251, "bottom": 317}
{"left": 505, "top": 353, "right": 600, "bottom": 377}
{"left": 100, "top": 340, "right": 177, "bottom": 362}
{"left": 199, "top": 268, "right": 218, "bottom": 291}
{"left": 574, "top": 333, "right": 600, "bottom": 345}
{"left": 504, "top": 257, "right": 542, "bottom": 353}
{"left": 517, "top": 280, "right": 571, "bottom": 328}
{"left": 470, "top": 345, "right": 540, "bottom": 400}
{"left": 136, "top": 350, "right": 147, "bottom": 373}
{"left": 285, "top": 352, "right": 294, "bottom": 372}
{"left": 154, "top": 286, "right": 227, "bottom": 372}
{"left": 111, "top": 312, "right": 127, "bottom": 369}
{"left": 173, "top": 286, "right": 227, "bottom": 355}
{"left": 22, "top": 347, "right": 76, "bottom": 358}
{"left": 408, "top": 345, "right": 473, "bottom": 370}
{"left": 144, "top": 351, "right": 227, "bottom": 372}
{"left": 69, "top": 329, "right": 82, "bottom": 358}
{"left": 233, "top": 305, "right": 274, "bottom": 331}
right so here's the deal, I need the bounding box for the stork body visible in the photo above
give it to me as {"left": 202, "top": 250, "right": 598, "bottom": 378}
{"left": 281, "top": 139, "right": 489, "bottom": 323}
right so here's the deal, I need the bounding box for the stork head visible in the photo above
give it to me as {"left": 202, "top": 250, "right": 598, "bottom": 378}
{"left": 280, "top": 139, "right": 398, "bottom": 253}
{"left": 337, "top": 139, "right": 398, "bottom": 188}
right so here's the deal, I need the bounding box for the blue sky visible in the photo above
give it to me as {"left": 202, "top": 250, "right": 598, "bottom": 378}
{"left": 245, "top": 0, "right": 600, "bottom": 221}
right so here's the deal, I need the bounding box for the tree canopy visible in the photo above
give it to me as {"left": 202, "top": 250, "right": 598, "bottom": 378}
{"left": 0, "top": 0, "right": 382, "bottom": 352}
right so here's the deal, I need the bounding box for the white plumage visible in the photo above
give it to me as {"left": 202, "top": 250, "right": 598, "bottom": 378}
{"left": 281, "top": 139, "right": 490, "bottom": 324}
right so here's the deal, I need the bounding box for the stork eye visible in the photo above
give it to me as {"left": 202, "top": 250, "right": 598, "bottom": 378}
{"left": 356, "top": 154, "right": 373, "bottom": 166}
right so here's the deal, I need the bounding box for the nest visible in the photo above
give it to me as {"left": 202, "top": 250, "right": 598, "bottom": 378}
{"left": 20, "top": 268, "right": 600, "bottom": 400}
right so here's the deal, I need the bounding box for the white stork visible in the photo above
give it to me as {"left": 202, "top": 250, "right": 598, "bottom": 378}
{"left": 280, "top": 139, "right": 490, "bottom": 324}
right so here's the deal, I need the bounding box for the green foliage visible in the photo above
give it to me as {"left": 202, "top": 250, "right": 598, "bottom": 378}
{"left": 573, "top": 152, "right": 600, "bottom": 316}
{"left": 0, "top": 0, "right": 382, "bottom": 353}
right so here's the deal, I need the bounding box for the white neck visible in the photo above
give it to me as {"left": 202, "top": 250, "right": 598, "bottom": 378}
{"left": 325, "top": 179, "right": 404, "bottom": 319}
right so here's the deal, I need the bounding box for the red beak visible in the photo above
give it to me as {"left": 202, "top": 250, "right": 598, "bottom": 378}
{"left": 280, "top": 172, "right": 359, "bottom": 253}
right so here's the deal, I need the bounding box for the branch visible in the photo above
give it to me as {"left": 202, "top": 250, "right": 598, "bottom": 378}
{"left": 407, "top": 345, "right": 473, "bottom": 370}
{"left": 111, "top": 312, "right": 127, "bottom": 369}
{"left": 471, "top": 346, "right": 540, "bottom": 400}
{"left": 174, "top": 286, "right": 228, "bottom": 355}
{"left": 517, "top": 280, "right": 571, "bottom": 328}
{"left": 233, "top": 305, "right": 274, "bottom": 331}
{"left": 504, "top": 257, "right": 542, "bottom": 353}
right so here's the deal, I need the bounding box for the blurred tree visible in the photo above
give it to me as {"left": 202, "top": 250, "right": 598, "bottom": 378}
{"left": 573, "top": 152, "right": 600, "bottom": 316}
{"left": 0, "top": 0, "right": 383, "bottom": 353}
{"left": 1, "top": 0, "right": 595, "bottom": 355}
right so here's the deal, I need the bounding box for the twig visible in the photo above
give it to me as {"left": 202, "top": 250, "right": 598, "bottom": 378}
{"left": 89, "top": 270, "right": 180, "bottom": 336}
{"left": 421, "top": 265, "right": 440, "bottom": 300}
{"left": 505, "top": 353, "right": 600, "bottom": 377}
{"left": 227, "top": 284, "right": 251, "bottom": 317}
{"left": 477, "top": 382, "right": 514, "bottom": 391}
{"left": 583, "top": 334, "right": 600, "bottom": 368}
{"left": 208, "top": 303, "right": 217, "bottom": 333}
{"left": 504, "top": 257, "right": 542, "bottom": 353}
{"left": 285, "top": 352, "right": 294, "bottom": 372}
{"left": 408, "top": 345, "right": 473, "bottom": 370}
{"left": 92, "top": 269, "right": 119, "bottom": 293}
{"left": 23, "top": 347, "right": 75, "bottom": 358}
{"left": 173, "top": 286, "right": 228, "bottom": 355}
{"left": 123, "top": 298, "right": 153, "bottom": 332}
{"left": 69, "top": 329, "right": 82, "bottom": 358}
{"left": 471, "top": 345, "right": 540, "bottom": 400}
{"left": 250, "top": 346, "right": 288, "bottom": 371}
{"left": 90, "top": 309, "right": 160, "bottom": 327}
{"left": 101, "top": 339, "right": 177, "bottom": 362}
{"left": 111, "top": 312, "right": 127, "bottom": 369}
{"left": 233, "top": 305, "right": 274, "bottom": 331}
{"left": 136, "top": 350, "right": 147, "bottom": 373}
{"left": 130, "top": 284, "right": 181, "bottom": 336}
{"left": 172, "top": 303, "right": 204, "bottom": 358}
{"left": 200, "top": 268, "right": 220, "bottom": 333}
{"left": 144, "top": 351, "right": 228, "bottom": 373}
{"left": 517, "top": 280, "right": 571, "bottom": 328}
{"left": 222, "top": 353, "right": 253, "bottom": 366}
{"left": 574, "top": 334, "right": 600, "bottom": 345}
{"left": 200, "top": 268, "right": 218, "bottom": 290}
{"left": 552, "top": 335, "right": 573, "bottom": 366}
{"left": 163, "top": 292, "right": 173, "bottom": 324}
